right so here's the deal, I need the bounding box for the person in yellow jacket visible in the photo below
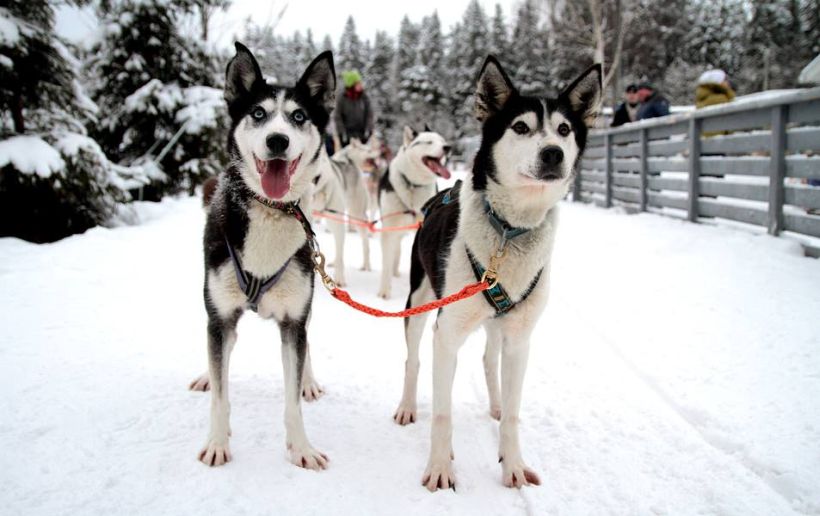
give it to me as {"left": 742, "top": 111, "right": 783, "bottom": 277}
{"left": 696, "top": 69, "right": 735, "bottom": 139}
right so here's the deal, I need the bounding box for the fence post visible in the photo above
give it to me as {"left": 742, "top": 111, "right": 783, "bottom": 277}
{"left": 768, "top": 105, "right": 786, "bottom": 235}
{"left": 573, "top": 153, "right": 583, "bottom": 202}
{"left": 604, "top": 133, "right": 613, "bottom": 208}
{"left": 687, "top": 117, "right": 701, "bottom": 222}
{"left": 639, "top": 128, "right": 648, "bottom": 212}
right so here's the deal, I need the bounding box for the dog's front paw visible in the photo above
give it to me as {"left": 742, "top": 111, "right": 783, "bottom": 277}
{"left": 188, "top": 373, "right": 210, "bottom": 391}
{"left": 377, "top": 287, "right": 391, "bottom": 299}
{"left": 301, "top": 379, "right": 324, "bottom": 402}
{"left": 393, "top": 402, "right": 417, "bottom": 425}
{"left": 198, "top": 438, "right": 231, "bottom": 467}
{"left": 489, "top": 406, "right": 501, "bottom": 421}
{"left": 288, "top": 444, "right": 329, "bottom": 471}
{"left": 360, "top": 263, "right": 371, "bottom": 272}
{"left": 422, "top": 458, "right": 456, "bottom": 492}
{"left": 500, "top": 458, "right": 540, "bottom": 488}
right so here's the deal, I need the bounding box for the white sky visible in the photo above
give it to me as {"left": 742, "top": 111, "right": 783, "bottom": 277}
{"left": 56, "top": 0, "right": 519, "bottom": 50}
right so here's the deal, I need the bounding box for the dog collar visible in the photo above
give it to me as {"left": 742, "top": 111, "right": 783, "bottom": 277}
{"left": 401, "top": 173, "right": 426, "bottom": 189}
{"left": 253, "top": 194, "right": 300, "bottom": 212}
{"left": 482, "top": 197, "right": 530, "bottom": 248}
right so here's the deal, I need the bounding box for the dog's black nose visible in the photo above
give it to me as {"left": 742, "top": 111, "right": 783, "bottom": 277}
{"left": 443, "top": 145, "right": 452, "bottom": 154}
{"left": 540, "top": 146, "right": 564, "bottom": 166}
{"left": 266, "top": 133, "right": 289, "bottom": 155}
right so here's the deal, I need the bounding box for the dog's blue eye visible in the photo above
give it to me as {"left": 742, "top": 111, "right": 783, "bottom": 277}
{"left": 291, "top": 110, "right": 306, "bottom": 123}
{"left": 252, "top": 108, "right": 266, "bottom": 120}
{"left": 558, "top": 123, "right": 571, "bottom": 137}
{"left": 512, "top": 121, "right": 530, "bottom": 135}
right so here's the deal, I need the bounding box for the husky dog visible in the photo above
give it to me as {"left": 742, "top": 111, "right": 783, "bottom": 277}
{"left": 310, "top": 155, "right": 350, "bottom": 284}
{"left": 345, "top": 137, "right": 383, "bottom": 217}
{"left": 377, "top": 126, "right": 451, "bottom": 299}
{"left": 331, "top": 141, "right": 376, "bottom": 268}
{"left": 396, "top": 56, "right": 602, "bottom": 491}
{"left": 195, "top": 42, "right": 336, "bottom": 469}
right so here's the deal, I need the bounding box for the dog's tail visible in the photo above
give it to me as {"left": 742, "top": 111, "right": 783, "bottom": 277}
{"left": 202, "top": 176, "right": 218, "bottom": 207}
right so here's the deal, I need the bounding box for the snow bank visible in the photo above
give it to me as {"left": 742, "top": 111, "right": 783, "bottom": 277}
{"left": 0, "top": 135, "right": 65, "bottom": 178}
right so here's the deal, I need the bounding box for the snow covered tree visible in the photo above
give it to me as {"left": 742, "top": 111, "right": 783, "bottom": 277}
{"left": 742, "top": 0, "right": 800, "bottom": 90}
{"left": 1, "top": 0, "right": 146, "bottom": 242}
{"left": 444, "top": 1, "right": 490, "bottom": 139}
{"left": 398, "top": 12, "right": 448, "bottom": 134}
{"left": 87, "top": 0, "right": 227, "bottom": 200}
{"left": 338, "top": 16, "right": 365, "bottom": 73}
{"left": 490, "top": 3, "right": 510, "bottom": 59}
{"left": 366, "top": 30, "right": 397, "bottom": 142}
{"left": 510, "top": 0, "right": 551, "bottom": 95}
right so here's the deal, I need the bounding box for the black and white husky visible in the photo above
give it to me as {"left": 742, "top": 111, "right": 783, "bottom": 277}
{"left": 396, "top": 56, "right": 602, "bottom": 490}
{"left": 195, "top": 42, "right": 336, "bottom": 469}
{"left": 377, "top": 125, "right": 451, "bottom": 299}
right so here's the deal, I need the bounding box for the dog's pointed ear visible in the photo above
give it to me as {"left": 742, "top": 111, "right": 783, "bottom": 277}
{"left": 225, "top": 42, "right": 263, "bottom": 105}
{"left": 403, "top": 125, "right": 418, "bottom": 146}
{"left": 423, "top": 123, "right": 432, "bottom": 133}
{"left": 475, "top": 55, "right": 516, "bottom": 122}
{"left": 296, "top": 51, "right": 336, "bottom": 114}
{"left": 561, "top": 63, "right": 603, "bottom": 127}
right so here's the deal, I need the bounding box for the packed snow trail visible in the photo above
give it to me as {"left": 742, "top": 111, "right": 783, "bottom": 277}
{"left": 1, "top": 195, "right": 818, "bottom": 515}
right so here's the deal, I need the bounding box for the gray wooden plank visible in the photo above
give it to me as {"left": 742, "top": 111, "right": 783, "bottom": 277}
{"left": 647, "top": 139, "right": 687, "bottom": 156}
{"left": 784, "top": 186, "right": 820, "bottom": 209}
{"left": 639, "top": 129, "right": 648, "bottom": 211}
{"left": 803, "top": 244, "right": 820, "bottom": 258}
{"left": 697, "top": 199, "right": 768, "bottom": 226}
{"left": 698, "top": 179, "right": 769, "bottom": 201}
{"left": 613, "top": 143, "right": 641, "bottom": 157}
{"left": 585, "top": 146, "right": 606, "bottom": 158}
{"left": 700, "top": 132, "right": 770, "bottom": 154}
{"left": 581, "top": 158, "right": 606, "bottom": 169}
{"left": 581, "top": 181, "right": 606, "bottom": 194}
{"left": 700, "top": 157, "right": 769, "bottom": 176}
{"left": 612, "top": 131, "right": 641, "bottom": 144}
{"left": 648, "top": 176, "right": 688, "bottom": 191}
{"left": 648, "top": 122, "right": 688, "bottom": 140}
{"left": 787, "top": 99, "right": 820, "bottom": 125}
{"left": 612, "top": 158, "right": 641, "bottom": 170}
{"left": 700, "top": 108, "right": 768, "bottom": 133}
{"left": 785, "top": 157, "right": 820, "bottom": 179}
{"left": 605, "top": 134, "right": 613, "bottom": 208}
{"left": 647, "top": 192, "right": 688, "bottom": 210}
{"left": 769, "top": 106, "right": 786, "bottom": 235}
{"left": 581, "top": 170, "right": 606, "bottom": 182}
{"left": 786, "top": 127, "right": 820, "bottom": 152}
{"left": 580, "top": 192, "right": 607, "bottom": 208}
{"left": 648, "top": 157, "right": 689, "bottom": 172}
{"left": 612, "top": 174, "right": 641, "bottom": 188}
{"left": 688, "top": 118, "right": 701, "bottom": 221}
{"left": 784, "top": 213, "right": 820, "bottom": 238}
{"left": 612, "top": 187, "right": 641, "bottom": 203}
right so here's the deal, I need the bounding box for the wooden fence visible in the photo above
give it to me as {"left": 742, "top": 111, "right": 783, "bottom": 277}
{"left": 575, "top": 88, "right": 820, "bottom": 257}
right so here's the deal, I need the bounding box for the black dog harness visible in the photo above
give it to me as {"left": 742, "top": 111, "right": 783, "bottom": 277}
{"left": 225, "top": 195, "right": 315, "bottom": 312}
{"left": 427, "top": 181, "right": 542, "bottom": 317}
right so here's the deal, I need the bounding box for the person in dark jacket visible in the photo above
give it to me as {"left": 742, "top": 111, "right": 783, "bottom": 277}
{"left": 335, "top": 70, "right": 374, "bottom": 146}
{"left": 611, "top": 83, "right": 640, "bottom": 127}
{"left": 636, "top": 82, "right": 670, "bottom": 120}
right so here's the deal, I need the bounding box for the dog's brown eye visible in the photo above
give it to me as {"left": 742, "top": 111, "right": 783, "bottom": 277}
{"left": 557, "top": 123, "right": 571, "bottom": 137}
{"left": 512, "top": 121, "right": 530, "bottom": 135}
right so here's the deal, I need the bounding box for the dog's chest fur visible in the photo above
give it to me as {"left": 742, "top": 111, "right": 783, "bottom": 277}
{"left": 242, "top": 203, "right": 307, "bottom": 277}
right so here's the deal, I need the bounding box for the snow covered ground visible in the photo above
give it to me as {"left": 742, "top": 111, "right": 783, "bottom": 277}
{"left": 1, "top": 194, "right": 818, "bottom": 515}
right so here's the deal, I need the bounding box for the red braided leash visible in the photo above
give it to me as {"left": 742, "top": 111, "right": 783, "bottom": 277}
{"left": 328, "top": 281, "right": 490, "bottom": 318}
{"left": 312, "top": 210, "right": 421, "bottom": 233}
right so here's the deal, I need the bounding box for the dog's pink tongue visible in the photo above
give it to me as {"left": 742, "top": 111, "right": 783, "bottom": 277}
{"left": 423, "top": 157, "right": 451, "bottom": 179}
{"left": 260, "top": 159, "right": 290, "bottom": 199}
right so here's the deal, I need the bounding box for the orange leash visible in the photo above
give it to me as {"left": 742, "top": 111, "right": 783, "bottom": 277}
{"left": 328, "top": 282, "right": 490, "bottom": 318}
{"left": 312, "top": 210, "right": 421, "bottom": 233}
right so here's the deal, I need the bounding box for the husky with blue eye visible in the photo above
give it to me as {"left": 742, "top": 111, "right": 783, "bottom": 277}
{"left": 395, "top": 56, "right": 602, "bottom": 491}
{"left": 194, "top": 42, "right": 335, "bottom": 470}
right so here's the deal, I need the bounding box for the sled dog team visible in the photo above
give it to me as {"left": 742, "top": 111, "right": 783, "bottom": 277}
{"left": 193, "top": 42, "right": 602, "bottom": 491}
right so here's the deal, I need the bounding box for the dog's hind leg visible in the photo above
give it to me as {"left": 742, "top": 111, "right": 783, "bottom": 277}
{"left": 378, "top": 232, "right": 400, "bottom": 298}
{"left": 358, "top": 225, "right": 371, "bottom": 271}
{"left": 496, "top": 318, "right": 541, "bottom": 488}
{"left": 394, "top": 277, "right": 433, "bottom": 425}
{"left": 392, "top": 243, "right": 402, "bottom": 277}
{"left": 301, "top": 343, "right": 324, "bottom": 401}
{"left": 280, "top": 317, "right": 328, "bottom": 470}
{"left": 483, "top": 323, "right": 503, "bottom": 421}
{"left": 198, "top": 312, "right": 239, "bottom": 467}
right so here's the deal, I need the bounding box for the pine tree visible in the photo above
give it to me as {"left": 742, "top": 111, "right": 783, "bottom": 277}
{"left": 366, "top": 31, "right": 396, "bottom": 142}
{"left": 490, "top": 4, "right": 510, "bottom": 59}
{"left": 0, "top": 0, "right": 143, "bottom": 242}
{"left": 338, "top": 16, "right": 365, "bottom": 73}
{"left": 398, "top": 12, "right": 448, "bottom": 133}
{"left": 510, "top": 0, "right": 550, "bottom": 95}
{"left": 87, "top": 0, "right": 227, "bottom": 199}
{"left": 742, "top": 0, "right": 800, "bottom": 90}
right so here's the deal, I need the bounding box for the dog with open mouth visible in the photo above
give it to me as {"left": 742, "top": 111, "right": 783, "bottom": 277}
{"left": 396, "top": 56, "right": 602, "bottom": 491}
{"left": 377, "top": 125, "right": 451, "bottom": 299}
{"left": 193, "top": 42, "right": 335, "bottom": 470}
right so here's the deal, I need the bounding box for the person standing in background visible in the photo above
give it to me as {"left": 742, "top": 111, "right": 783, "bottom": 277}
{"left": 636, "top": 82, "right": 670, "bottom": 120}
{"left": 611, "top": 84, "right": 640, "bottom": 127}
{"left": 335, "top": 70, "right": 374, "bottom": 146}
{"left": 695, "top": 69, "right": 735, "bottom": 109}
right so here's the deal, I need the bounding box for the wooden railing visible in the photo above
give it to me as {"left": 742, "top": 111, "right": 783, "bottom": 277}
{"left": 575, "top": 87, "right": 820, "bottom": 257}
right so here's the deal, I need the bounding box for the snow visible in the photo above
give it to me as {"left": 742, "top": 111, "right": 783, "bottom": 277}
{"left": 1, "top": 195, "right": 818, "bottom": 515}
{"left": 176, "top": 86, "right": 225, "bottom": 134}
{"left": 0, "top": 10, "right": 22, "bottom": 47}
{"left": 0, "top": 135, "right": 65, "bottom": 178}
